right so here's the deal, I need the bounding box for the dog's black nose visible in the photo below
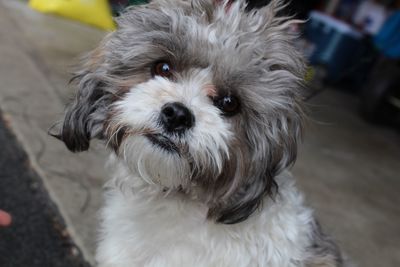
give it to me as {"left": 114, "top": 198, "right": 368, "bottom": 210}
{"left": 160, "top": 102, "right": 195, "bottom": 133}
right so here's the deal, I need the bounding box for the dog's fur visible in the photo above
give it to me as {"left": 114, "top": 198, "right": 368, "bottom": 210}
{"left": 54, "top": 0, "right": 344, "bottom": 266}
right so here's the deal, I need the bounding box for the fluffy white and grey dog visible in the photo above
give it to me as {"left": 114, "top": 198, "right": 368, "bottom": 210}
{"left": 54, "top": 0, "right": 344, "bottom": 266}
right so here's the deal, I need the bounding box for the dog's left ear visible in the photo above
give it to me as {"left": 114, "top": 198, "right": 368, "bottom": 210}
{"left": 209, "top": 169, "right": 278, "bottom": 224}
{"left": 209, "top": 113, "right": 303, "bottom": 224}
{"left": 207, "top": 152, "right": 283, "bottom": 225}
{"left": 51, "top": 40, "right": 111, "bottom": 152}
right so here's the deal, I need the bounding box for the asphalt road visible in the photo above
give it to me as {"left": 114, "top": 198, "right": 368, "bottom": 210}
{"left": 0, "top": 111, "right": 90, "bottom": 267}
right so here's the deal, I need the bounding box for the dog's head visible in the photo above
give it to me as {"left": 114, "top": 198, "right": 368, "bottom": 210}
{"left": 55, "top": 0, "right": 306, "bottom": 224}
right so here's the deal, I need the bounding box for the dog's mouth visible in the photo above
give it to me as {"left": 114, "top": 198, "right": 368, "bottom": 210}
{"left": 145, "top": 133, "right": 179, "bottom": 153}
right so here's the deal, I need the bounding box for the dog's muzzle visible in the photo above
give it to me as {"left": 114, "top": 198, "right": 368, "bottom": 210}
{"left": 145, "top": 102, "right": 194, "bottom": 153}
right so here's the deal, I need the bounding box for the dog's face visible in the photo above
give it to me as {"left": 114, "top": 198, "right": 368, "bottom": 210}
{"left": 56, "top": 0, "right": 305, "bottom": 224}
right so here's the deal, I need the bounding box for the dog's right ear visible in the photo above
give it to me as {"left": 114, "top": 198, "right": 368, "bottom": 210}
{"left": 50, "top": 41, "right": 110, "bottom": 152}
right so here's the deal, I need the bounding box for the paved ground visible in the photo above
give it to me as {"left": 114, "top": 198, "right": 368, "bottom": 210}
{"left": 295, "top": 90, "right": 400, "bottom": 267}
{"left": 0, "top": 1, "right": 107, "bottom": 264}
{"left": 0, "top": 112, "right": 90, "bottom": 267}
{"left": 0, "top": 1, "right": 399, "bottom": 267}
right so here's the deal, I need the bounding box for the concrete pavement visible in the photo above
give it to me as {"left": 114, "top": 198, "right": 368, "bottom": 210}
{"left": 294, "top": 90, "right": 400, "bottom": 266}
{"left": 0, "top": 111, "right": 90, "bottom": 267}
{"left": 0, "top": 1, "right": 399, "bottom": 266}
{"left": 0, "top": 1, "right": 107, "bottom": 264}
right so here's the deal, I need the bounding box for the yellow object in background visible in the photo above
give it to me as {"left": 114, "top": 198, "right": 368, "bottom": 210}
{"left": 29, "top": 0, "right": 115, "bottom": 31}
{"left": 305, "top": 67, "right": 315, "bottom": 83}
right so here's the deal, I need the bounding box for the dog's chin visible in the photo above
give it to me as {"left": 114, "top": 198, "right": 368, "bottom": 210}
{"left": 145, "top": 133, "right": 179, "bottom": 154}
{"left": 121, "top": 134, "right": 190, "bottom": 189}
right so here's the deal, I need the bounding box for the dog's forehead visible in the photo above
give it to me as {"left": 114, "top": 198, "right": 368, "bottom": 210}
{"left": 170, "top": 6, "right": 266, "bottom": 63}
{"left": 153, "top": 6, "right": 267, "bottom": 79}
{"left": 118, "top": 1, "right": 270, "bottom": 66}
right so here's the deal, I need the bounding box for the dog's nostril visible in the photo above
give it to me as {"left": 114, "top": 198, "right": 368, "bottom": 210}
{"left": 160, "top": 102, "right": 195, "bottom": 133}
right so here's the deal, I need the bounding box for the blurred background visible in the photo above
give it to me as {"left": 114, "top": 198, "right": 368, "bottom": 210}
{"left": 0, "top": 0, "right": 399, "bottom": 266}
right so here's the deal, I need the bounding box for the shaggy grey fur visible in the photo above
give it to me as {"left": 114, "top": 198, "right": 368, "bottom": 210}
{"left": 56, "top": 0, "right": 305, "bottom": 223}
{"left": 54, "top": 0, "right": 343, "bottom": 264}
{"left": 306, "top": 220, "right": 345, "bottom": 267}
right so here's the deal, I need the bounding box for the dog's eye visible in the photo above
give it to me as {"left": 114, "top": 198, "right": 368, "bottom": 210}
{"left": 215, "top": 95, "right": 240, "bottom": 116}
{"left": 152, "top": 61, "right": 173, "bottom": 78}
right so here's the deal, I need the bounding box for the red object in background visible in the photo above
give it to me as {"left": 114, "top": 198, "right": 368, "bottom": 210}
{"left": 0, "top": 210, "right": 12, "bottom": 227}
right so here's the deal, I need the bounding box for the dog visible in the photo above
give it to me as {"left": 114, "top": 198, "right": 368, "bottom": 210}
{"left": 53, "top": 0, "right": 344, "bottom": 266}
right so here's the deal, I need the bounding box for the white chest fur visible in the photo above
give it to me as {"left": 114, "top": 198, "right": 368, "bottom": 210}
{"left": 96, "top": 164, "right": 314, "bottom": 267}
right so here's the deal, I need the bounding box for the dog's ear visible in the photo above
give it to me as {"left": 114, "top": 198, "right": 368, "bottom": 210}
{"left": 209, "top": 172, "right": 277, "bottom": 225}
{"left": 51, "top": 40, "right": 111, "bottom": 152}
{"left": 207, "top": 154, "right": 278, "bottom": 225}
{"left": 209, "top": 111, "right": 303, "bottom": 224}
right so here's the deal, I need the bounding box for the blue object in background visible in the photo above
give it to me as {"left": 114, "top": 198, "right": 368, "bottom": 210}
{"left": 305, "top": 11, "right": 363, "bottom": 82}
{"left": 374, "top": 11, "right": 400, "bottom": 59}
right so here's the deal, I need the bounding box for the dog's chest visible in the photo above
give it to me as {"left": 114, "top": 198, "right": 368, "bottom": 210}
{"left": 96, "top": 180, "right": 313, "bottom": 267}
